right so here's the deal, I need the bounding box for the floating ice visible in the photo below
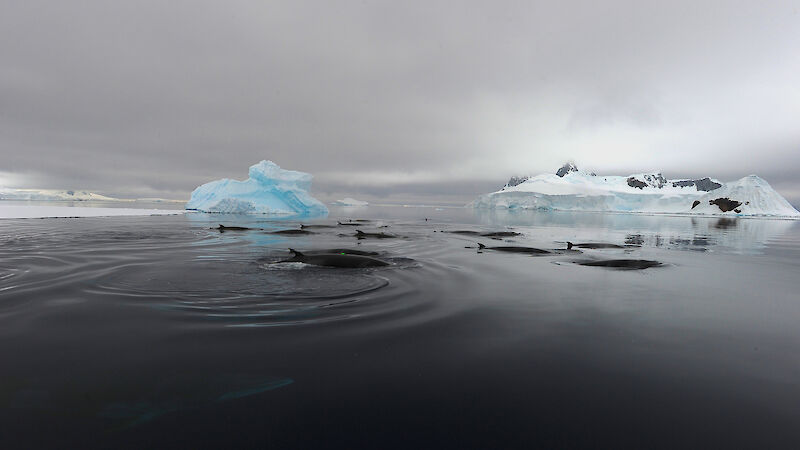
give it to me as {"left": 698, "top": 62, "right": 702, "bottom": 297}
{"left": 332, "top": 197, "right": 369, "bottom": 206}
{"left": 186, "top": 160, "right": 328, "bottom": 216}
{"left": 471, "top": 164, "right": 800, "bottom": 218}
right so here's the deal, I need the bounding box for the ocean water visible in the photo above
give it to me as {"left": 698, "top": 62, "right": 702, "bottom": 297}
{"left": 1, "top": 206, "right": 799, "bottom": 448}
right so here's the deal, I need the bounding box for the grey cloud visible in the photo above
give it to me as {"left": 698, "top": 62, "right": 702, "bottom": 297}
{"left": 1, "top": 1, "right": 798, "bottom": 204}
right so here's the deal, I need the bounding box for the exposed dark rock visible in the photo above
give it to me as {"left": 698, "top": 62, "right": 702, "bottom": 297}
{"left": 673, "top": 180, "right": 695, "bottom": 188}
{"left": 643, "top": 173, "right": 667, "bottom": 188}
{"left": 627, "top": 177, "right": 647, "bottom": 189}
{"left": 709, "top": 198, "right": 742, "bottom": 212}
{"left": 504, "top": 176, "right": 529, "bottom": 189}
{"left": 556, "top": 163, "right": 579, "bottom": 177}
{"left": 672, "top": 178, "right": 722, "bottom": 191}
{"left": 691, "top": 200, "right": 701, "bottom": 209}
{"left": 693, "top": 177, "right": 722, "bottom": 192}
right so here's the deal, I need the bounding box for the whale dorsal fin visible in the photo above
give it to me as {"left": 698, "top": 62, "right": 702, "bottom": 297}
{"left": 356, "top": 230, "right": 365, "bottom": 235}
{"left": 478, "top": 243, "right": 486, "bottom": 249}
{"left": 567, "top": 241, "right": 573, "bottom": 250}
{"left": 288, "top": 248, "right": 304, "bottom": 257}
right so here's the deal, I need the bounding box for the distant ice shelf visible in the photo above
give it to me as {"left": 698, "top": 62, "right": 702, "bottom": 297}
{"left": 185, "top": 160, "right": 328, "bottom": 216}
{"left": 0, "top": 204, "right": 183, "bottom": 219}
{"left": 332, "top": 197, "right": 369, "bottom": 206}
{"left": 0, "top": 188, "right": 121, "bottom": 202}
{"left": 470, "top": 164, "right": 800, "bottom": 218}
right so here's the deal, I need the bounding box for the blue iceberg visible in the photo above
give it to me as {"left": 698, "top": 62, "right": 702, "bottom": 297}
{"left": 186, "top": 160, "right": 329, "bottom": 216}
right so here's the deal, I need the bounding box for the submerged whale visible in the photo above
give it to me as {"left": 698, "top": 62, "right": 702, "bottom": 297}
{"left": 578, "top": 259, "right": 662, "bottom": 269}
{"left": 355, "top": 230, "right": 395, "bottom": 239}
{"left": 477, "top": 243, "right": 550, "bottom": 254}
{"left": 567, "top": 241, "right": 625, "bottom": 249}
{"left": 99, "top": 373, "right": 293, "bottom": 430}
{"left": 280, "top": 249, "right": 389, "bottom": 268}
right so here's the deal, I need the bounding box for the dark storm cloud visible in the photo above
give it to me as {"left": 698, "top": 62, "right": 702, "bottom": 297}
{"left": 1, "top": 1, "right": 799, "bottom": 203}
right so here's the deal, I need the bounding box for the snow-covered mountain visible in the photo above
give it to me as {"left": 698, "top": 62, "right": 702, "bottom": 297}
{"left": 0, "top": 189, "right": 121, "bottom": 202}
{"left": 471, "top": 164, "right": 800, "bottom": 218}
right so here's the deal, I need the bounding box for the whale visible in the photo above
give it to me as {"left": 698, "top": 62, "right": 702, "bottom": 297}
{"left": 214, "top": 224, "right": 258, "bottom": 232}
{"left": 280, "top": 249, "right": 390, "bottom": 268}
{"left": 355, "top": 230, "right": 395, "bottom": 239}
{"left": 305, "top": 248, "right": 380, "bottom": 256}
{"left": 300, "top": 224, "right": 337, "bottom": 229}
{"left": 481, "top": 231, "right": 522, "bottom": 238}
{"left": 577, "top": 259, "right": 662, "bottom": 269}
{"left": 270, "top": 229, "right": 316, "bottom": 235}
{"left": 566, "top": 241, "right": 625, "bottom": 249}
{"left": 477, "top": 243, "right": 550, "bottom": 254}
{"left": 445, "top": 230, "right": 521, "bottom": 238}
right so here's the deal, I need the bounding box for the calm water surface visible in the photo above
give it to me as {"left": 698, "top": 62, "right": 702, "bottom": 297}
{"left": 1, "top": 206, "right": 799, "bottom": 448}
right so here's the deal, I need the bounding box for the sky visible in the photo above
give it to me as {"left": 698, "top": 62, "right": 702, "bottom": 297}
{"left": 1, "top": 0, "right": 799, "bottom": 205}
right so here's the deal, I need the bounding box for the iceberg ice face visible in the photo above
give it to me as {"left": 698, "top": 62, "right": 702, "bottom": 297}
{"left": 471, "top": 166, "right": 800, "bottom": 218}
{"left": 186, "top": 161, "right": 328, "bottom": 216}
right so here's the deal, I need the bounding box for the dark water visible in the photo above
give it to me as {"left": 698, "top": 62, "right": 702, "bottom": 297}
{"left": 1, "top": 206, "right": 800, "bottom": 448}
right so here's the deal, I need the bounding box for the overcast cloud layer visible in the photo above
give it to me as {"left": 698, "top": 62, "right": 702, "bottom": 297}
{"left": 1, "top": 1, "right": 799, "bottom": 204}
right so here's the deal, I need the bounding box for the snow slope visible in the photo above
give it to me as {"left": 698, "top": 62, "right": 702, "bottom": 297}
{"left": 471, "top": 166, "right": 799, "bottom": 218}
{"left": 185, "top": 160, "right": 328, "bottom": 215}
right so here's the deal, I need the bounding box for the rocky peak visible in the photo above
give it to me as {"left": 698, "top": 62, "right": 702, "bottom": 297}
{"left": 503, "top": 175, "right": 530, "bottom": 190}
{"left": 627, "top": 173, "right": 667, "bottom": 189}
{"left": 556, "top": 163, "right": 579, "bottom": 177}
